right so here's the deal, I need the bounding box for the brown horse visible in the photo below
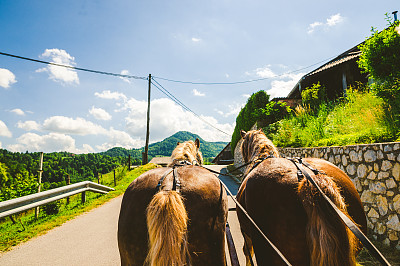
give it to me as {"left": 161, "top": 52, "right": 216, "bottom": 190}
{"left": 236, "top": 129, "right": 367, "bottom": 266}
{"left": 118, "top": 139, "right": 228, "bottom": 266}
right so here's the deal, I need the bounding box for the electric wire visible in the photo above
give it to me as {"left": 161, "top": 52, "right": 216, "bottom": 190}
{"left": 0, "top": 51, "right": 147, "bottom": 80}
{"left": 152, "top": 55, "right": 337, "bottom": 85}
{"left": 150, "top": 79, "right": 231, "bottom": 136}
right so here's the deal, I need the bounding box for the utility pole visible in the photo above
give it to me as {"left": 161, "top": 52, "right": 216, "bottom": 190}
{"left": 35, "top": 152, "right": 44, "bottom": 219}
{"left": 143, "top": 74, "right": 151, "bottom": 165}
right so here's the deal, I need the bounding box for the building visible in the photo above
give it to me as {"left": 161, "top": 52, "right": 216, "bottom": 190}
{"left": 285, "top": 43, "right": 368, "bottom": 103}
{"left": 212, "top": 143, "right": 234, "bottom": 165}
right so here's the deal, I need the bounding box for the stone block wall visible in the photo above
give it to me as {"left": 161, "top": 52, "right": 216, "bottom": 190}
{"left": 279, "top": 142, "right": 400, "bottom": 250}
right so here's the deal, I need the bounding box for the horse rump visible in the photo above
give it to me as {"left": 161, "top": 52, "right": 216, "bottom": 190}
{"left": 146, "top": 190, "right": 190, "bottom": 266}
{"left": 298, "top": 174, "right": 358, "bottom": 266}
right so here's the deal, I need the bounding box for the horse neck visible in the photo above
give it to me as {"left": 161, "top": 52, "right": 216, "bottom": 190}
{"left": 244, "top": 138, "right": 279, "bottom": 174}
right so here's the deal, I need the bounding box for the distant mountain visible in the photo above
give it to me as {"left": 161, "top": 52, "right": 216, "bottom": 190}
{"left": 101, "top": 131, "right": 228, "bottom": 160}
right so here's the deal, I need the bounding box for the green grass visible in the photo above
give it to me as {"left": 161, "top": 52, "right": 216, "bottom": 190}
{"left": 271, "top": 91, "right": 393, "bottom": 148}
{"left": 356, "top": 240, "right": 400, "bottom": 265}
{"left": 0, "top": 164, "right": 157, "bottom": 253}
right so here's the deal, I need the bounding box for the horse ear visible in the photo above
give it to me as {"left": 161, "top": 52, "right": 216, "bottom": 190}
{"left": 240, "top": 130, "right": 246, "bottom": 138}
{"left": 195, "top": 138, "right": 200, "bottom": 149}
{"left": 177, "top": 142, "right": 180, "bottom": 146}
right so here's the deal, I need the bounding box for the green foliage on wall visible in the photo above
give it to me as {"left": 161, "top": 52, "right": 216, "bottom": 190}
{"left": 231, "top": 91, "right": 270, "bottom": 152}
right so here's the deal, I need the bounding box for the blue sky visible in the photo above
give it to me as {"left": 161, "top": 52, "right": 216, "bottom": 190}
{"left": 0, "top": 0, "right": 398, "bottom": 153}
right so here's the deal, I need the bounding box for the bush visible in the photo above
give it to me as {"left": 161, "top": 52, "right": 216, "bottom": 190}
{"left": 301, "top": 82, "right": 327, "bottom": 111}
{"left": 271, "top": 90, "right": 391, "bottom": 147}
{"left": 42, "top": 201, "right": 61, "bottom": 215}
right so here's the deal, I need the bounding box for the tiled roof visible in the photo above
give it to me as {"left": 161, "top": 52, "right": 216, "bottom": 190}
{"left": 149, "top": 157, "right": 172, "bottom": 166}
{"left": 306, "top": 51, "right": 361, "bottom": 77}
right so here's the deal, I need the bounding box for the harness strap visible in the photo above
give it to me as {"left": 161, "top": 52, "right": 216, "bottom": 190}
{"left": 172, "top": 167, "right": 181, "bottom": 193}
{"left": 217, "top": 178, "right": 292, "bottom": 266}
{"left": 289, "top": 158, "right": 391, "bottom": 266}
{"left": 155, "top": 168, "right": 173, "bottom": 192}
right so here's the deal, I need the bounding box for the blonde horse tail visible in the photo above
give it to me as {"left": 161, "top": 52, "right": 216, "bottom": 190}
{"left": 298, "top": 175, "right": 358, "bottom": 266}
{"left": 145, "top": 190, "right": 189, "bottom": 266}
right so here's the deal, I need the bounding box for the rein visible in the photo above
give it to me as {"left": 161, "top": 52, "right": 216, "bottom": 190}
{"left": 287, "top": 157, "right": 391, "bottom": 266}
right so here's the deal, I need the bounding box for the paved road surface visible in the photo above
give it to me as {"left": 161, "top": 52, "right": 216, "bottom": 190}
{"left": 0, "top": 196, "right": 122, "bottom": 266}
{"left": 0, "top": 165, "right": 251, "bottom": 266}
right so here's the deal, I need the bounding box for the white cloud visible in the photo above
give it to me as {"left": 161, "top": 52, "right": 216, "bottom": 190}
{"left": 0, "top": 68, "right": 17, "bottom": 88}
{"left": 36, "top": 49, "right": 79, "bottom": 85}
{"left": 215, "top": 103, "right": 244, "bottom": 118}
{"left": 124, "top": 97, "right": 233, "bottom": 142}
{"left": 17, "top": 120, "right": 41, "bottom": 131}
{"left": 10, "top": 108, "right": 25, "bottom": 116}
{"left": 327, "top": 13, "right": 343, "bottom": 26}
{"left": 242, "top": 94, "right": 251, "bottom": 98}
{"left": 307, "top": 22, "right": 323, "bottom": 34}
{"left": 255, "top": 65, "right": 276, "bottom": 78}
{"left": 308, "top": 13, "right": 344, "bottom": 34}
{"left": 192, "top": 37, "right": 201, "bottom": 42}
{"left": 89, "top": 106, "right": 112, "bottom": 121}
{"left": 0, "top": 120, "right": 12, "bottom": 137}
{"left": 95, "top": 90, "right": 127, "bottom": 101}
{"left": 96, "top": 127, "right": 143, "bottom": 151}
{"left": 42, "top": 116, "right": 107, "bottom": 135}
{"left": 120, "top": 70, "right": 131, "bottom": 83}
{"left": 267, "top": 73, "right": 304, "bottom": 98}
{"left": 192, "top": 89, "right": 205, "bottom": 97}
{"left": 7, "top": 132, "right": 94, "bottom": 153}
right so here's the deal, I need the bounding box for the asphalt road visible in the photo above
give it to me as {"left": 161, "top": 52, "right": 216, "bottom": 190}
{"left": 0, "top": 165, "right": 250, "bottom": 266}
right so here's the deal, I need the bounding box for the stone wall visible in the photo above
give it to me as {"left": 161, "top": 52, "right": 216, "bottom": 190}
{"left": 279, "top": 142, "right": 400, "bottom": 250}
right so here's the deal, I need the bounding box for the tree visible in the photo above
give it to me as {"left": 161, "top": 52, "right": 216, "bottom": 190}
{"left": 358, "top": 15, "right": 400, "bottom": 136}
{"left": 231, "top": 90, "right": 270, "bottom": 152}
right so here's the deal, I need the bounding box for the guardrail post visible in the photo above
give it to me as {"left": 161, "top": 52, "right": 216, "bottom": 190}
{"left": 81, "top": 191, "right": 86, "bottom": 204}
{"left": 97, "top": 173, "right": 100, "bottom": 184}
{"left": 66, "top": 175, "right": 70, "bottom": 204}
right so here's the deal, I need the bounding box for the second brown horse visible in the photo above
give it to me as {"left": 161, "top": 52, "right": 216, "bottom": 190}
{"left": 237, "top": 129, "right": 367, "bottom": 266}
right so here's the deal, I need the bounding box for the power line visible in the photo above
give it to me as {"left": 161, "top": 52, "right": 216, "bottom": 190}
{"left": 151, "top": 79, "right": 231, "bottom": 136}
{"left": 0, "top": 51, "right": 147, "bottom": 80}
{"left": 152, "top": 55, "right": 337, "bottom": 85}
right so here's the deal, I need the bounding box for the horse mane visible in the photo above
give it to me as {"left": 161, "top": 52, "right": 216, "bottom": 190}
{"left": 169, "top": 139, "right": 203, "bottom": 166}
{"left": 298, "top": 175, "right": 358, "bottom": 266}
{"left": 241, "top": 129, "right": 279, "bottom": 172}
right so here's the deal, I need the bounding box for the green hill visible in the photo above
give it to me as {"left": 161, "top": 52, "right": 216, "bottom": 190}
{"left": 101, "top": 131, "right": 228, "bottom": 161}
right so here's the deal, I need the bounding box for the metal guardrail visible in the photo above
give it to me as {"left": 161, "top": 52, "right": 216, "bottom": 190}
{"left": 0, "top": 181, "right": 115, "bottom": 219}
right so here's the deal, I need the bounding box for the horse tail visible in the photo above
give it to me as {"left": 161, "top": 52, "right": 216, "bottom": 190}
{"left": 145, "top": 190, "right": 189, "bottom": 266}
{"left": 298, "top": 174, "right": 358, "bottom": 266}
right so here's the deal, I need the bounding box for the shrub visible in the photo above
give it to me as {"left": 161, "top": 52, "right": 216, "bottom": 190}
{"left": 301, "top": 82, "right": 327, "bottom": 111}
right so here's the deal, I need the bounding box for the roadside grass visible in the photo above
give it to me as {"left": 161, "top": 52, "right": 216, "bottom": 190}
{"left": 356, "top": 239, "right": 400, "bottom": 265}
{"left": 0, "top": 164, "right": 157, "bottom": 253}
{"left": 271, "top": 91, "right": 392, "bottom": 148}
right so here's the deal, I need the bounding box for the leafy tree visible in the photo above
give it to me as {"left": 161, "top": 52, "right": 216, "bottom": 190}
{"left": 231, "top": 90, "right": 270, "bottom": 152}
{"left": 358, "top": 15, "right": 400, "bottom": 137}
{"left": 358, "top": 16, "right": 400, "bottom": 83}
